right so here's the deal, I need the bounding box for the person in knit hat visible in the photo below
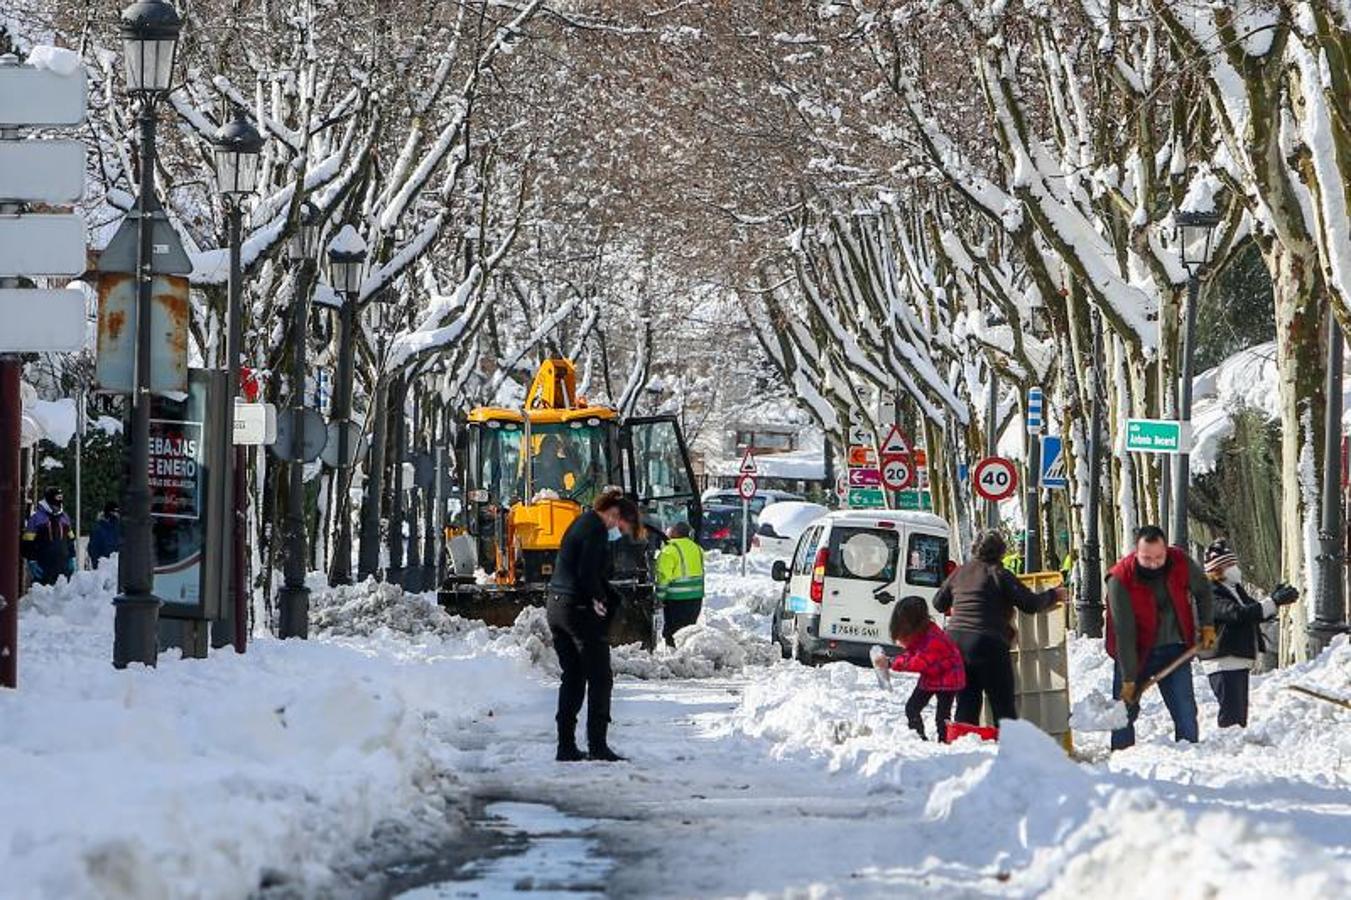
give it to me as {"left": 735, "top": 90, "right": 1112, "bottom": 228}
{"left": 1202, "top": 538, "right": 1298, "bottom": 728}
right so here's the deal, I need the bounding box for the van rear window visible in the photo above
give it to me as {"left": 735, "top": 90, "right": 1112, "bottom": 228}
{"left": 826, "top": 527, "right": 898, "bottom": 582}
{"left": 906, "top": 533, "right": 949, "bottom": 587}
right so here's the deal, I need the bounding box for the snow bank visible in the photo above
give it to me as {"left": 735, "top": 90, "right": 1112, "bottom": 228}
{"left": 720, "top": 628, "right": 1351, "bottom": 895}
{"left": 2, "top": 569, "right": 552, "bottom": 900}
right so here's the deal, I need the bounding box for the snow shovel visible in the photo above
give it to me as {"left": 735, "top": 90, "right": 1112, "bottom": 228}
{"left": 1125, "top": 645, "right": 1200, "bottom": 714}
{"left": 1285, "top": 684, "right": 1351, "bottom": 711}
{"left": 1078, "top": 645, "right": 1200, "bottom": 733}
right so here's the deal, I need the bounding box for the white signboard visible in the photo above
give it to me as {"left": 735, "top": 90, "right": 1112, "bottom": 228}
{"left": 0, "top": 288, "right": 85, "bottom": 352}
{"left": 0, "top": 214, "right": 87, "bottom": 275}
{"left": 232, "top": 402, "right": 277, "bottom": 446}
{"left": 0, "top": 67, "right": 87, "bottom": 126}
{"left": 0, "top": 141, "right": 86, "bottom": 203}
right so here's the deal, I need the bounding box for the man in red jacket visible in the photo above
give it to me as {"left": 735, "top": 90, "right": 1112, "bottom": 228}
{"left": 1106, "top": 525, "right": 1216, "bottom": 750}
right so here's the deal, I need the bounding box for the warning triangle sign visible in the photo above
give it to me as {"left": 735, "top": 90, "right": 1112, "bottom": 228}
{"left": 739, "top": 450, "right": 758, "bottom": 474}
{"left": 879, "top": 424, "right": 911, "bottom": 457}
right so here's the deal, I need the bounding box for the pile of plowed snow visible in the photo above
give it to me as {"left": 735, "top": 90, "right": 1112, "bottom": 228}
{"left": 310, "top": 574, "right": 780, "bottom": 681}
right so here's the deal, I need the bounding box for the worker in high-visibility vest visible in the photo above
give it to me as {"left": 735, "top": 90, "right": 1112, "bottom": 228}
{"left": 655, "top": 521, "right": 705, "bottom": 646}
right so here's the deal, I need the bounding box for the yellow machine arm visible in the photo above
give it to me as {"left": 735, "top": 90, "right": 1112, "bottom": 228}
{"left": 525, "top": 357, "right": 580, "bottom": 410}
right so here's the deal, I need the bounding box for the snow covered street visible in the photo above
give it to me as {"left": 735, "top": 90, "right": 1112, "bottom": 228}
{"left": 3, "top": 556, "right": 1349, "bottom": 899}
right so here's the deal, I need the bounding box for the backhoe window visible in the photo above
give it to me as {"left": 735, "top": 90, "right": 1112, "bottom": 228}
{"left": 478, "top": 424, "right": 522, "bottom": 502}
{"left": 525, "top": 423, "right": 610, "bottom": 504}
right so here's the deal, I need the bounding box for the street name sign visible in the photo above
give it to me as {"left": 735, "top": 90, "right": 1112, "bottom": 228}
{"left": 896, "top": 490, "right": 933, "bottom": 512}
{"left": 1124, "top": 418, "right": 1191, "bottom": 454}
{"left": 0, "top": 141, "right": 86, "bottom": 203}
{"left": 848, "top": 487, "right": 885, "bottom": 508}
{"left": 849, "top": 467, "right": 882, "bottom": 488}
{"left": 0, "top": 288, "right": 85, "bottom": 352}
{"left": 0, "top": 65, "right": 87, "bottom": 126}
{"left": 0, "top": 214, "right": 87, "bottom": 275}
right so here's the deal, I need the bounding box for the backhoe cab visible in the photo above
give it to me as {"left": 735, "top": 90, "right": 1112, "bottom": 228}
{"left": 439, "top": 357, "right": 701, "bottom": 646}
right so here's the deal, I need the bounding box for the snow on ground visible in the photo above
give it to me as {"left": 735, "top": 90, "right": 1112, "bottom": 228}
{"left": 3, "top": 553, "right": 1349, "bottom": 898}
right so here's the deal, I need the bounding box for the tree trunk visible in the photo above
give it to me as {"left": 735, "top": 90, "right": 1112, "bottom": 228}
{"left": 1267, "top": 245, "right": 1326, "bottom": 664}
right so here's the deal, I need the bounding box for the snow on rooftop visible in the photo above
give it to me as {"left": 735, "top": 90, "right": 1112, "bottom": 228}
{"left": 707, "top": 448, "right": 826, "bottom": 480}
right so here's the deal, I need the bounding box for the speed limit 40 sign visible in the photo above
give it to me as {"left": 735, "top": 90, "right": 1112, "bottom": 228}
{"left": 972, "top": 456, "right": 1018, "bottom": 502}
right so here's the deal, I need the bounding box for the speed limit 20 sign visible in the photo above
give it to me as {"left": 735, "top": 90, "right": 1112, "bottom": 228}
{"left": 972, "top": 456, "right": 1018, "bottom": 502}
{"left": 880, "top": 455, "right": 913, "bottom": 492}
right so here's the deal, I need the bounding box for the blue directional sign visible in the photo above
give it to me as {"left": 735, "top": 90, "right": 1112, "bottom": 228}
{"left": 1027, "top": 387, "right": 1044, "bottom": 434}
{"left": 1040, "top": 435, "right": 1067, "bottom": 489}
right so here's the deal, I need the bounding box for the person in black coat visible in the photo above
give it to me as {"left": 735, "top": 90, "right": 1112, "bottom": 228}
{"left": 934, "top": 530, "right": 1065, "bottom": 725}
{"left": 1201, "top": 539, "right": 1299, "bottom": 728}
{"left": 547, "top": 486, "right": 640, "bottom": 762}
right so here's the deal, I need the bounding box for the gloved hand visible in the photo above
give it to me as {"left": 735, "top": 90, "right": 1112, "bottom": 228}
{"left": 1199, "top": 625, "right": 1217, "bottom": 651}
{"left": 1271, "top": 583, "right": 1300, "bottom": 606}
{"left": 26, "top": 560, "right": 44, "bottom": 582}
{"left": 1120, "top": 681, "right": 1138, "bottom": 706}
{"left": 592, "top": 599, "right": 607, "bottom": 618}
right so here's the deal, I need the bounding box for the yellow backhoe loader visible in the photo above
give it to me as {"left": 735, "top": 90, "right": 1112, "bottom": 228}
{"left": 439, "top": 357, "right": 701, "bottom": 646}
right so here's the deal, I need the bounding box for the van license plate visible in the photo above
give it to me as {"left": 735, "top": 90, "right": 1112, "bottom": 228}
{"left": 829, "top": 622, "right": 879, "bottom": 639}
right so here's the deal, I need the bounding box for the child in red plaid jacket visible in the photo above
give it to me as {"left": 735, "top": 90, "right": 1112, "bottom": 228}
{"left": 874, "top": 596, "right": 967, "bottom": 742}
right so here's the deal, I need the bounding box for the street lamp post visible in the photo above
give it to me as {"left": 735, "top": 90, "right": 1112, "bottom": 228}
{"left": 211, "top": 108, "right": 263, "bottom": 652}
{"left": 113, "top": 0, "right": 181, "bottom": 670}
{"left": 326, "top": 228, "right": 366, "bottom": 586}
{"left": 1171, "top": 210, "right": 1219, "bottom": 551}
{"left": 277, "top": 201, "right": 321, "bottom": 639}
{"left": 1078, "top": 306, "right": 1106, "bottom": 637}
{"left": 1313, "top": 309, "right": 1348, "bottom": 655}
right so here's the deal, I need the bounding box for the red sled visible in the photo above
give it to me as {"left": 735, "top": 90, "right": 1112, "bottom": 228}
{"left": 946, "top": 722, "right": 999, "bottom": 743}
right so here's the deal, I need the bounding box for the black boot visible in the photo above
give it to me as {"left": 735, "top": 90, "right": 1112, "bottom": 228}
{"left": 557, "top": 720, "right": 586, "bottom": 762}
{"left": 587, "top": 722, "right": 626, "bottom": 763}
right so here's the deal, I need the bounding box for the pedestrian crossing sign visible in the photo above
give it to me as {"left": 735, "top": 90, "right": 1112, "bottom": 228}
{"left": 1040, "top": 435, "right": 1067, "bottom": 489}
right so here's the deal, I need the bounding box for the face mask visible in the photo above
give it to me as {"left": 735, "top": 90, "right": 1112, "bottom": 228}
{"left": 608, "top": 526, "right": 622, "bottom": 542}
{"left": 1138, "top": 558, "right": 1169, "bottom": 579}
{"left": 1223, "top": 565, "right": 1243, "bottom": 586}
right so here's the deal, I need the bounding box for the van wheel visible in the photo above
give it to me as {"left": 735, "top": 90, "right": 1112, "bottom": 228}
{"left": 790, "top": 631, "right": 812, "bottom": 666}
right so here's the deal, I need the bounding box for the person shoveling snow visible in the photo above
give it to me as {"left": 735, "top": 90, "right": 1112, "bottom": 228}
{"left": 1105, "top": 526, "right": 1215, "bottom": 750}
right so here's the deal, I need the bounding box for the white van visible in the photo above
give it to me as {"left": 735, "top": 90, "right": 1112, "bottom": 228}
{"left": 770, "top": 510, "right": 953, "bottom": 665}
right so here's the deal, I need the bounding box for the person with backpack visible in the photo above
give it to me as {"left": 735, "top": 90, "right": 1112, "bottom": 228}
{"left": 874, "top": 596, "right": 966, "bottom": 742}
{"left": 21, "top": 487, "right": 76, "bottom": 586}
{"left": 654, "top": 521, "right": 705, "bottom": 645}
{"left": 1201, "top": 539, "right": 1299, "bottom": 728}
